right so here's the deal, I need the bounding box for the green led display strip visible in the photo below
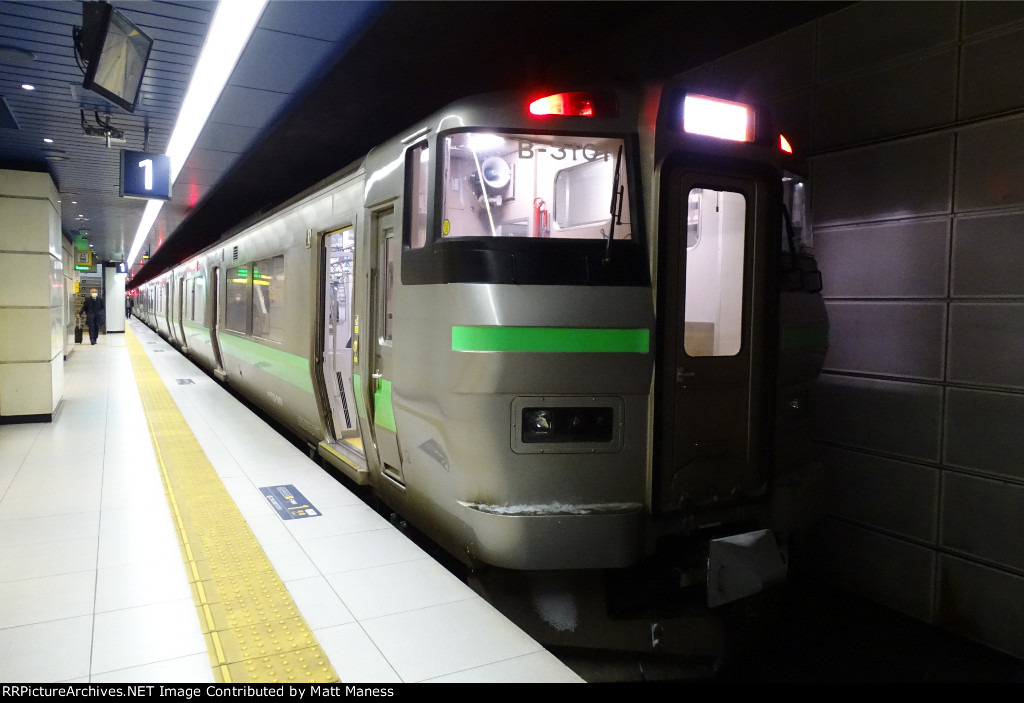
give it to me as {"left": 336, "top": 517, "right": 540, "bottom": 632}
{"left": 452, "top": 326, "right": 649, "bottom": 353}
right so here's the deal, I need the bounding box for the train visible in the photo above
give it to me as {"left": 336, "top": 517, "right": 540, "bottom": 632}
{"left": 131, "top": 78, "right": 828, "bottom": 678}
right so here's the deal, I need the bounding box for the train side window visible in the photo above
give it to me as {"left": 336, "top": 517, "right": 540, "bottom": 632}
{"left": 226, "top": 264, "right": 250, "bottom": 334}
{"left": 193, "top": 275, "right": 206, "bottom": 325}
{"left": 252, "top": 255, "right": 285, "bottom": 342}
{"left": 553, "top": 157, "right": 616, "bottom": 229}
{"left": 684, "top": 187, "right": 746, "bottom": 357}
{"left": 406, "top": 143, "right": 429, "bottom": 249}
{"left": 383, "top": 237, "right": 394, "bottom": 341}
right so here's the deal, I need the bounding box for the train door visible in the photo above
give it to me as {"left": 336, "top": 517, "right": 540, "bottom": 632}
{"left": 655, "top": 160, "right": 774, "bottom": 513}
{"left": 176, "top": 276, "right": 187, "bottom": 350}
{"left": 319, "top": 228, "right": 360, "bottom": 445}
{"left": 368, "top": 208, "right": 404, "bottom": 485}
{"left": 210, "top": 266, "right": 225, "bottom": 375}
{"left": 162, "top": 280, "right": 171, "bottom": 337}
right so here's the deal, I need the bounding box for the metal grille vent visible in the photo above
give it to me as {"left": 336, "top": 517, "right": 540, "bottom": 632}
{"left": 233, "top": 245, "right": 239, "bottom": 261}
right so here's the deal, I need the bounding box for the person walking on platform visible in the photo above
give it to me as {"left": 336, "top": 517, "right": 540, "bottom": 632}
{"left": 126, "top": 295, "right": 134, "bottom": 319}
{"left": 79, "top": 288, "right": 104, "bottom": 345}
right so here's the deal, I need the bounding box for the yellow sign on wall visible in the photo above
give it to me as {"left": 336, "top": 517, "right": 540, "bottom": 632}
{"left": 74, "top": 250, "right": 93, "bottom": 272}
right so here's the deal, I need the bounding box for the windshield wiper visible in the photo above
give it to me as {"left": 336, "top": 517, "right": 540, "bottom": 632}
{"left": 602, "top": 144, "right": 624, "bottom": 266}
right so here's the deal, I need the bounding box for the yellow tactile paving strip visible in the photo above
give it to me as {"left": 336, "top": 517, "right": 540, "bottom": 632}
{"left": 125, "top": 327, "right": 340, "bottom": 684}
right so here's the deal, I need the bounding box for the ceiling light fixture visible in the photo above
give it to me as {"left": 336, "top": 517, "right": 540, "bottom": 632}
{"left": 126, "top": 0, "right": 268, "bottom": 270}
{"left": 21, "top": 84, "right": 35, "bottom": 90}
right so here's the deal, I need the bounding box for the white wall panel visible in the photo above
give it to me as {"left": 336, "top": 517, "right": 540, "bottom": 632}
{"left": 818, "top": 445, "right": 939, "bottom": 542}
{"left": 0, "top": 169, "right": 64, "bottom": 420}
{"left": 729, "top": 0, "right": 1024, "bottom": 659}
{"left": 0, "top": 170, "right": 58, "bottom": 201}
{"left": 815, "top": 219, "right": 949, "bottom": 298}
{"left": 960, "top": 28, "right": 1024, "bottom": 120}
{"left": 49, "top": 306, "right": 62, "bottom": 360}
{"left": 952, "top": 213, "right": 1024, "bottom": 297}
{"left": 714, "top": 23, "right": 815, "bottom": 100}
{"left": 945, "top": 388, "right": 1024, "bottom": 481}
{"left": 940, "top": 473, "right": 1024, "bottom": 572}
{"left": 0, "top": 199, "right": 55, "bottom": 254}
{"left": 809, "top": 518, "right": 935, "bottom": 621}
{"left": 49, "top": 255, "right": 64, "bottom": 310}
{"left": 937, "top": 556, "right": 1024, "bottom": 660}
{"left": 0, "top": 309, "right": 52, "bottom": 363}
{"left": 812, "top": 135, "right": 953, "bottom": 226}
{"left": 823, "top": 301, "right": 946, "bottom": 380}
{"left": 0, "top": 253, "right": 51, "bottom": 308}
{"left": 816, "top": 1, "right": 959, "bottom": 81}
{"left": 947, "top": 303, "right": 1024, "bottom": 389}
{"left": 814, "top": 49, "right": 957, "bottom": 150}
{"left": 963, "top": 1, "right": 1024, "bottom": 36}
{"left": 0, "top": 362, "right": 56, "bottom": 416}
{"left": 811, "top": 375, "right": 942, "bottom": 461}
{"left": 955, "top": 118, "right": 1024, "bottom": 211}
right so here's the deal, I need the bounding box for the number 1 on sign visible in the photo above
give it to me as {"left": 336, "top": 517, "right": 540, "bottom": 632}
{"left": 138, "top": 158, "right": 153, "bottom": 190}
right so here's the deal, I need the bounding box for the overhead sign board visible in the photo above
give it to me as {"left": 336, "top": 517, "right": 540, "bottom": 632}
{"left": 120, "top": 149, "right": 172, "bottom": 200}
{"left": 74, "top": 250, "right": 93, "bottom": 271}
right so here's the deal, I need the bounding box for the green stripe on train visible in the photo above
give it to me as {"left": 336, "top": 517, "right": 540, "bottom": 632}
{"left": 452, "top": 326, "right": 650, "bottom": 353}
{"left": 216, "top": 333, "right": 313, "bottom": 392}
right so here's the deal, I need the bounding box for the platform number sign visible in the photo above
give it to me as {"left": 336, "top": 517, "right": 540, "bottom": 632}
{"left": 120, "top": 150, "right": 172, "bottom": 200}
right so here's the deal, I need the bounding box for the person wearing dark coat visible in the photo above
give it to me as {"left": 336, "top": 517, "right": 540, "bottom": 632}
{"left": 79, "top": 288, "right": 104, "bottom": 344}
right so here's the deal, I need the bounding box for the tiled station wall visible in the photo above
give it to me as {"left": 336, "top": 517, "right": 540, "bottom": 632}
{"left": 677, "top": 2, "right": 1024, "bottom": 659}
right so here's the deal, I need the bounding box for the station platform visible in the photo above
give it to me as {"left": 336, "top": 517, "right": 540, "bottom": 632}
{"left": 0, "top": 319, "right": 584, "bottom": 684}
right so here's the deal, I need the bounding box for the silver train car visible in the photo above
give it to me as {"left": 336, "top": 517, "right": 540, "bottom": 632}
{"left": 133, "top": 81, "right": 827, "bottom": 674}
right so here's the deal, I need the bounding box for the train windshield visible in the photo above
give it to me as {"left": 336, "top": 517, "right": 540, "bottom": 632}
{"left": 440, "top": 132, "right": 633, "bottom": 241}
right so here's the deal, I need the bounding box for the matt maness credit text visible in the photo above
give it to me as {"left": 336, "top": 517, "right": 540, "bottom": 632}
{"left": 2, "top": 686, "right": 395, "bottom": 698}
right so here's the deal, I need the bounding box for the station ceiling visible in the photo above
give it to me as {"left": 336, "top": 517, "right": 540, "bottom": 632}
{"left": 0, "top": 1, "right": 846, "bottom": 287}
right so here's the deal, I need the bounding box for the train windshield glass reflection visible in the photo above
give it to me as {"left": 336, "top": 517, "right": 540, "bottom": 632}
{"left": 441, "top": 132, "right": 632, "bottom": 240}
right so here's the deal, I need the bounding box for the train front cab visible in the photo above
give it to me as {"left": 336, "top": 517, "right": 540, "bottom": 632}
{"left": 303, "top": 87, "right": 822, "bottom": 667}
{"left": 347, "top": 90, "right": 657, "bottom": 576}
{"left": 457, "top": 90, "right": 815, "bottom": 663}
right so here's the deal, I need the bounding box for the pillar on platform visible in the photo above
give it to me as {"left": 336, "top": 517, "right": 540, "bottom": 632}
{"left": 103, "top": 264, "right": 126, "bottom": 333}
{"left": 0, "top": 168, "right": 65, "bottom": 423}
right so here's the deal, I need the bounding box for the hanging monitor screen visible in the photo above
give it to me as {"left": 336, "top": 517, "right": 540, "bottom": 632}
{"left": 120, "top": 150, "right": 172, "bottom": 200}
{"left": 79, "top": 2, "right": 153, "bottom": 113}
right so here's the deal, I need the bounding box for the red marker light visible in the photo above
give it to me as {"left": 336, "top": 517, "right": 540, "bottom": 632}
{"left": 780, "top": 134, "right": 793, "bottom": 154}
{"left": 528, "top": 92, "right": 617, "bottom": 117}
